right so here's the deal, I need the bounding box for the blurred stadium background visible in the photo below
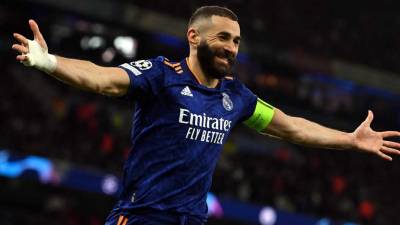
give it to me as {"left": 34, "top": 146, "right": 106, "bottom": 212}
{"left": 1, "top": 1, "right": 400, "bottom": 225}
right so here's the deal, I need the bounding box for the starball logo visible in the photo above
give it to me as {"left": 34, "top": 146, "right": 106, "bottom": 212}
{"left": 178, "top": 108, "right": 232, "bottom": 144}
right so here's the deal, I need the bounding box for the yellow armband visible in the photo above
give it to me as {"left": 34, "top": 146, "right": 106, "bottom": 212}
{"left": 244, "top": 98, "right": 275, "bottom": 132}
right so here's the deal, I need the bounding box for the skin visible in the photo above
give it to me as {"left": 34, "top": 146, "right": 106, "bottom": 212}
{"left": 12, "top": 18, "right": 400, "bottom": 160}
{"left": 187, "top": 16, "right": 241, "bottom": 88}
{"left": 12, "top": 20, "right": 129, "bottom": 96}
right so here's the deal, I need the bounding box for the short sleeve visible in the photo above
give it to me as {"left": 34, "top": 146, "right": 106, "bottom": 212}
{"left": 118, "top": 57, "right": 165, "bottom": 100}
{"left": 237, "top": 83, "right": 258, "bottom": 122}
{"left": 237, "top": 82, "right": 275, "bottom": 132}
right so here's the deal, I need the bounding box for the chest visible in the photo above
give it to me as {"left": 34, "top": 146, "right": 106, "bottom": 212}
{"left": 162, "top": 84, "right": 242, "bottom": 125}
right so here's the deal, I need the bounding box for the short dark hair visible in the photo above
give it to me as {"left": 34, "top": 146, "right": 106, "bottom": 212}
{"left": 188, "top": 6, "right": 238, "bottom": 27}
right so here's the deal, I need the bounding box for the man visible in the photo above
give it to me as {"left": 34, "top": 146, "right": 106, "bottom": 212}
{"left": 12, "top": 5, "right": 400, "bottom": 225}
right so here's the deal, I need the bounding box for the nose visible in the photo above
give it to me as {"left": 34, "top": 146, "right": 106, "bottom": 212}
{"left": 223, "top": 42, "right": 237, "bottom": 56}
{"left": 224, "top": 42, "right": 235, "bottom": 52}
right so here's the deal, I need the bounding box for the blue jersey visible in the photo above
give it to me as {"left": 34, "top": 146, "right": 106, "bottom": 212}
{"left": 116, "top": 56, "right": 257, "bottom": 220}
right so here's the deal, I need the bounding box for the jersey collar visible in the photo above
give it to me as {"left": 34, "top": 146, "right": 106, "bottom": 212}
{"left": 180, "top": 58, "right": 225, "bottom": 92}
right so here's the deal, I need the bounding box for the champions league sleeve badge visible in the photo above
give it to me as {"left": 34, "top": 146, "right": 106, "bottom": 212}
{"left": 222, "top": 93, "right": 233, "bottom": 111}
{"left": 130, "top": 60, "right": 153, "bottom": 70}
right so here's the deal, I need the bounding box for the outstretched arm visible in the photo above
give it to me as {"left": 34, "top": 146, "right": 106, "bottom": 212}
{"left": 12, "top": 20, "right": 129, "bottom": 96}
{"left": 263, "top": 108, "right": 400, "bottom": 161}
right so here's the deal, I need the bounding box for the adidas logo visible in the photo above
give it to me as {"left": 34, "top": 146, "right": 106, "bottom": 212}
{"left": 180, "top": 86, "right": 193, "bottom": 97}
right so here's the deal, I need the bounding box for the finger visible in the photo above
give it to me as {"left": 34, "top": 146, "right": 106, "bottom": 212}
{"left": 16, "top": 55, "right": 28, "bottom": 61}
{"left": 383, "top": 141, "right": 400, "bottom": 149}
{"left": 364, "top": 110, "right": 374, "bottom": 126}
{"left": 377, "top": 151, "right": 392, "bottom": 161}
{"left": 381, "top": 146, "right": 400, "bottom": 155}
{"left": 13, "top": 33, "right": 29, "bottom": 46}
{"left": 12, "top": 44, "right": 29, "bottom": 54}
{"left": 29, "top": 19, "right": 45, "bottom": 42}
{"left": 380, "top": 131, "right": 400, "bottom": 138}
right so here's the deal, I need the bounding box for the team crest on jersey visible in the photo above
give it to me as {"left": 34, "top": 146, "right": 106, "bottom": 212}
{"left": 130, "top": 60, "right": 152, "bottom": 70}
{"left": 222, "top": 93, "right": 233, "bottom": 111}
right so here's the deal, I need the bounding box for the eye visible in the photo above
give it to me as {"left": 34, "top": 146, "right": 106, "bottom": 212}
{"left": 218, "top": 35, "right": 229, "bottom": 41}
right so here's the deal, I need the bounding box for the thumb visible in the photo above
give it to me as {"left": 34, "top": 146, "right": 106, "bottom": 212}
{"left": 364, "top": 110, "right": 374, "bottom": 126}
{"left": 29, "top": 19, "right": 46, "bottom": 48}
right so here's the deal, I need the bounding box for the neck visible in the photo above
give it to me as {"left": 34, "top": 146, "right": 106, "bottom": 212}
{"left": 187, "top": 54, "right": 219, "bottom": 88}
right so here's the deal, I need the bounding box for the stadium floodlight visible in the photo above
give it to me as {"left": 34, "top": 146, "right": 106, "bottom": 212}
{"left": 80, "top": 36, "right": 106, "bottom": 50}
{"left": 259, "top": 207, "right": 277, "bottom": 225}
{"left": 101, "top": 175, "right": 119, "bottom": 195}
{"left": 113, "top": 36, "right": 137, "bottom": 59}
{"left": 102, "top": 47, "right": 116, "bottom": 63}
{"left": 316, "top": 218, "right": 330, "bottom": 225}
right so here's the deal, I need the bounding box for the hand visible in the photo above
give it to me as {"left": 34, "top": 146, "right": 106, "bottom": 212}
{"left": 12, "top": 19, "right": 56, "bottom": 73}
{"left": 12, "top": 19, "right": 48, "bottom": 62}
{"left": 352, "top": 110, "right": 400, "bottom": 161}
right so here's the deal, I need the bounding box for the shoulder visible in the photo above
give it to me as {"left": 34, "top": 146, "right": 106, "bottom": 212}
{"left": 119, "top": 56, "right": 167, "bottom": 76}
{"left": 221, "top": 76, "right": 249, "bottom": 91}
{"left": 222, "top": 77, "right": 257, "bottom": 105}
{"left": 130, "top": 56, "right": 184, "bottom": 75}
{"left": 161, "top": 58, "right": 184, "bottom": 75}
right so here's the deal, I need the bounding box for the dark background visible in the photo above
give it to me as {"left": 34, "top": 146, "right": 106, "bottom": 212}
{"left": 1, "top": 1, "right": 400, "bottom": 224}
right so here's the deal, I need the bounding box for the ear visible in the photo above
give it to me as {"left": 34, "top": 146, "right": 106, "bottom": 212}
{"left": 187, "top": 27, "right": 200, "bottom": 47}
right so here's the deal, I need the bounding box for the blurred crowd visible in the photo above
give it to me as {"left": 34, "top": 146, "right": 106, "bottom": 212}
{"left": 2, "top": 1, "right": 400, "bottom": 225}
{"left": 135, "top": 0, "right": 400, "bottom": 74}
{"left": 213, "top": 144, "right": 400, "bottom": 225}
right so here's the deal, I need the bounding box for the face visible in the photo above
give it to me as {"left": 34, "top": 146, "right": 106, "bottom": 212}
{"left": 195, "top": 16, "right": 241, "bottom": 79}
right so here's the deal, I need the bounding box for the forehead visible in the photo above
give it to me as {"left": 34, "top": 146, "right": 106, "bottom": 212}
{"left": 206, "top": 15, "right": 240, "bottom": 37}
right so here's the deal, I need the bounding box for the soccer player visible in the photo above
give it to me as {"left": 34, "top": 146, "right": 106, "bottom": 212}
{"left": 12, "top": 5, "right": 400, "bottom": 225}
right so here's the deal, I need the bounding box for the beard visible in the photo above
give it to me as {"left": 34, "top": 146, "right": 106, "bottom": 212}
{"left": 196, "top": 41, "right": 236, "bottom": 79}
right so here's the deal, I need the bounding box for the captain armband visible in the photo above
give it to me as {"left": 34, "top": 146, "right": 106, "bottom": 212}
{"left": 244, "top": 98, "right": 275, "bottom": 132}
